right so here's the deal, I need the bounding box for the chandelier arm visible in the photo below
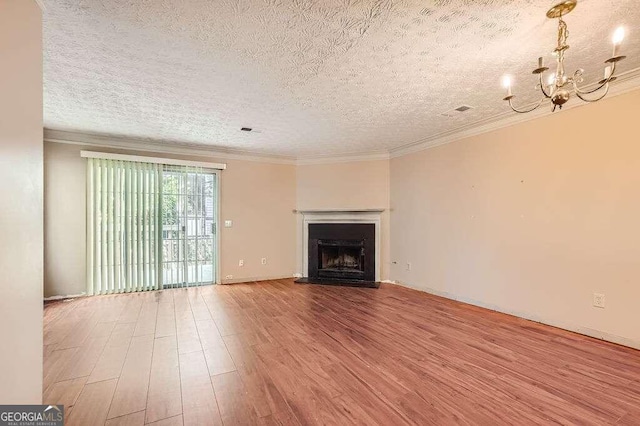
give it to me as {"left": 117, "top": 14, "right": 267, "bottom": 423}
{"left": 572, "top": 62, "right": 617, "bottom": 95}
{"left": 502, "top": 2, "right": 627, "bottom": 113}
{"left": 538, "top": 73, "right": 552, "bottom": 99}
{"left": 508, "top": 96, "right": 545, "bottom": 114}
{"left": 574, "top": 84, "right": 610, "bottom": 103}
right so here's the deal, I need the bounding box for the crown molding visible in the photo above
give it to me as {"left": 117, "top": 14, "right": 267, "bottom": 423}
{"left": 44, "top": 129, "right": 297, "bottom": 164}
{"left": 44, "top": 129, "right": 390, "bottom": 166}
{"left": 45, "top": 67, "right": 640, "bottom": 165}
{"left": 295, "top": 151, "right": 390, "bottom": 165}
{"left": 390, "top": 66, "right": 640, "bottom": 159}
{"left": 35, "top": 0, "right": 46, "bottom": 12}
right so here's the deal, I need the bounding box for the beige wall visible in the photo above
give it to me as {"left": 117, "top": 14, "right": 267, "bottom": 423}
{"left": 390, "top": 89, "right": 640, "bottom": 347}
{"left": 44, "top": 142, "right": 297, "bottom": 297}
{"left": 44, "top": 143, "right": 86, "bottom": 296}
{"left": 43, "top": 89, "right": 640, "bottom": 349}
{"left": 296, "top": 160, "right": 391, "bottom": 280}
{"left": 0, "top": 0, "right": 43, "bottom": 403}
{"left": 45, "top": 147, "right": 391, "bottom": 296}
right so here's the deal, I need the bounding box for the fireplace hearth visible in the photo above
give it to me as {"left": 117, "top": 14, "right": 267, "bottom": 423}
{"left": 297, "top": 223, "right": 378, "bottom": 288}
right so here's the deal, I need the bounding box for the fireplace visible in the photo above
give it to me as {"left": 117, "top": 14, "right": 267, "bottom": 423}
{"left": 307, "top": 223, "right": 375, "bottom": 283}
{"left": 317, "top": 239, "right": 365, "bottom": 280}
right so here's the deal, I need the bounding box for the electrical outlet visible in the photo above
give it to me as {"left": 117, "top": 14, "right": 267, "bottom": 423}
{"left": 225, "top": 275, "right": 233, "bottom": 280}
{"left": 593, "top": 293, "right": 605, "bottom": 308}
{"left": 238, "top": 259, "right": 244, "bottom": 267}
{"left": 261, "top": 258, "right": 267, "bottom": 265}
{"left": 406, "top": 262, "right": 412, "bottom": 271}
{"left": 224, "top": 220, "right": 233, "bottom": 228}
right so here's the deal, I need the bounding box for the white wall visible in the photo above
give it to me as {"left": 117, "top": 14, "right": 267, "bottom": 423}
{"left": 45, "top": 142, "right": 297, "bottom": 297}
{"left": 295, "top": 160, "right": 391, "bottom": 280}
{"left": 390, "top": 89, "right": 640, "bottom": 348}
{"left": 0, "top": 0, "right": 43, "bottom": 403}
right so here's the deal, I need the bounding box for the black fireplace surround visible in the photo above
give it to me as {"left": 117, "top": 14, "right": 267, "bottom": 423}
{"left": 307, "top": 223, "right": 375, "bottom": 283}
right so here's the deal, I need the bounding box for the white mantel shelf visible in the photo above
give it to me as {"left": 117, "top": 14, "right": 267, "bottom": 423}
{"left": 294, "top": 208, "right": 385, "bottom": 214}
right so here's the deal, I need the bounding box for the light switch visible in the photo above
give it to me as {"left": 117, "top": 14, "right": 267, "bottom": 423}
{"left": 224, "top": 220, "right": 233, "bottom": 228}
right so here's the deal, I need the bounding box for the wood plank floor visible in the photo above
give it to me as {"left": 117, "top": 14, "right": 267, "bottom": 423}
{"left": 43, "top": 279, "right": 640, "bottom": 425}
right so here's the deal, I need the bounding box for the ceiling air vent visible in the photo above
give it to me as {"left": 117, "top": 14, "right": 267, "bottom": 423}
{"left": 441, "top": 105, "right": 474, "bottom": 117}
{"left": 454, "top": 105, "right": 473, "bottom": 112}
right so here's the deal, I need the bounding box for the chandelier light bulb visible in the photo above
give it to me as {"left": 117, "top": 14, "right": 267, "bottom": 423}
{"left": 502, "top": 1, "right": 628, "bottom": 114}
{"left": 612, "top": 26, "right": 625, "bottom": 45}
{"left": 502, "top": 75, "right": 512, "bottom": 97}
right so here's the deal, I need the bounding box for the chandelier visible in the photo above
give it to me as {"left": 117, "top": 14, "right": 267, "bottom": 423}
{"left": 502, "top": 0, "right": 627, "bottom": 113}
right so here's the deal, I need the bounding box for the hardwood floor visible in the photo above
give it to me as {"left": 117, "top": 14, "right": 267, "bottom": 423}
{"left": 43, "top": 279, "right": 640, "bottom": 425}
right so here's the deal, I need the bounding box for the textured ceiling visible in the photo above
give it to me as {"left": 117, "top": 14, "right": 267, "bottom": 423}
{"left": 43, "top": 0, "right": 640, "bottom": 158}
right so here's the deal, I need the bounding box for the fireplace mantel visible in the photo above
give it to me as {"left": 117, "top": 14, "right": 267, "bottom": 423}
{"left": 297, "top": 209, "right": 382, "bottom": 282}
{"left": 294, "top": 208, "right": 385, "bottom": 214}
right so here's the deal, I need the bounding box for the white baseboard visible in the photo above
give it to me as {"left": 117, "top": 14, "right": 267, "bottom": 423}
{"left": 44, "top": 292, "right": 86, "bottom": 301}
{"left": 221, "top": 275, "right": 294, "bottom": 285}
{"left": 44, "top": 275, "right": 295, "bottom": 297}
{"left": 392, "top": 280, "right": 640, "bottom": 351}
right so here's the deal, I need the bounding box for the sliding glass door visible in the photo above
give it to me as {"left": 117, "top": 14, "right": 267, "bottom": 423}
{"left": 161, "top": 167, "right": 218, "bottom": 288}
{"left": 86, "top": 158, "right": 219, "bottom": 295}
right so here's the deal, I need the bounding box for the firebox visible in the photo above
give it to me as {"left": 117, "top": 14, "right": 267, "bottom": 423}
{"left": 317, "top": 239, "right": 365, "bottom": 280}
{"left": 307, "top": 223, "right": 375, "bottom": 282}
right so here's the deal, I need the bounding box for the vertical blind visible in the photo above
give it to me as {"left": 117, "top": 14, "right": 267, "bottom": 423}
{"left": 86, "top": 158, "right": 162, "bottom": 295}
